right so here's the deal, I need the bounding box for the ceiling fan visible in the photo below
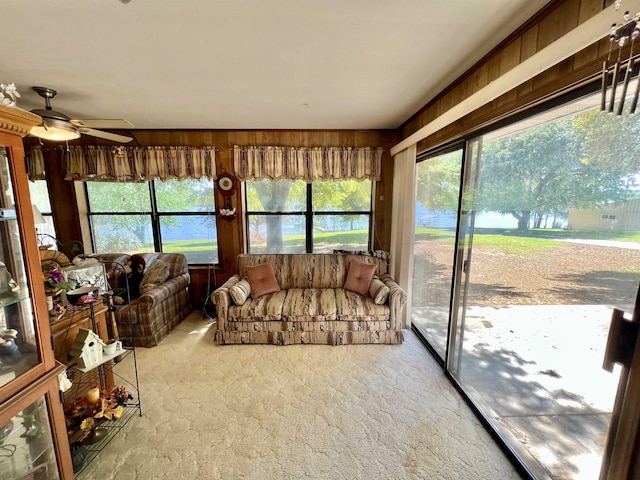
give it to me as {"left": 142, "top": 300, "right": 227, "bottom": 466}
{"left": 30, "top": 86, "right": 134, "bottom": 143}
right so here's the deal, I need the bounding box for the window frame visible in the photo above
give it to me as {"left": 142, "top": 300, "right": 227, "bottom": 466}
{"left": 84, "top": 179, "right": 218, "bottom": 265}
{"left": 244, "top": 180, "right": 374, "bottom": 253}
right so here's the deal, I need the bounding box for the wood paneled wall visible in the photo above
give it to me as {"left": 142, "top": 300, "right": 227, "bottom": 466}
{"left": 29, "top": 2, "right": 616, "bottom": 309}
{"left": 29, "top": 130, "right": 398, "bottom": 307}
{"left": 400, "top": 0, "right": 614, "bottom": 153}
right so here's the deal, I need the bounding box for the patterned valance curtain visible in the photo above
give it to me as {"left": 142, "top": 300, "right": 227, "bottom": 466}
{"left": 233, "top": 146, "right": 382, "bottom": 182}
{"left": 27, "top": 148, "right": 46, "bottom": 180}
{"left": 27, "top": 145, "right": 216, "bottom": 182}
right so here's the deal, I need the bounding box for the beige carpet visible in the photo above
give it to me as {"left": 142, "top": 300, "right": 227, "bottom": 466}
{"left": 77, "top": 312, "right": 521, "bottom": 479}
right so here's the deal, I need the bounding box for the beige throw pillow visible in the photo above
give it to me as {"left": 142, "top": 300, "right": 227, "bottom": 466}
{"left": 369, "top": 276, "right": 390, "bottom": 305}
{"left": 229, "top": 277, "right": 252, "bottom": 305}
{"left": 343, "top": 260, "right": 377, "bottom": 297}
{"left": 139, "top": 260, "right": 170, "bottom": 294}
{"left": 246, "top": 262, "right": 281, "bottom": 298}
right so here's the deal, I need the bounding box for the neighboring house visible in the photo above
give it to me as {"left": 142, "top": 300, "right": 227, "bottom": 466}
{"left": 568, "top": 198, "right": 640, "bottom": 231}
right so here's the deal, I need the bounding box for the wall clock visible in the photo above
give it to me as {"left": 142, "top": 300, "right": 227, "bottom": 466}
{"left": 217, "top": 174, "right": 235, "bottom": 195}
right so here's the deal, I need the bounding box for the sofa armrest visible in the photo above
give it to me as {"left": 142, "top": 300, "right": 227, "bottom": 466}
{"left": 381, "top": 274, "right": 407, "bottom": 331}
{"left": 115, "top": 273, "right": 189, "bottom": 325}
{"left": 212, "top": 274, "right": 241, "bottom": 330}
{"left": 136, "top": 273, "right": 189, "bottom": 309}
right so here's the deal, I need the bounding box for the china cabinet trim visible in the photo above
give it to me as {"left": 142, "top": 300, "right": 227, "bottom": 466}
{"left": 0, "top": 104, "right": 41, "bottom": 138}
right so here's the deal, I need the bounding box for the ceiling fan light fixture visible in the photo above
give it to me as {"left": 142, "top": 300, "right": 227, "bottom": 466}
{"left": 30, "top": 118, "right": 80, "bottom": 141}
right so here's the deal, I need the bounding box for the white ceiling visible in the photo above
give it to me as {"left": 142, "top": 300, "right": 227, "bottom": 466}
{"left": 1, "top": 0, "right": 549, "bottom": 131}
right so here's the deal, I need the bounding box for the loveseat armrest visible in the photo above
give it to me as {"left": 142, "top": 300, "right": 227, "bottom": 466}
{"left": 211, "top": 274, "right": 241, "bottom": 330}
{"left": 115, "top": 273, "right": 190, "bottom": 326}
{"left": 136, "top": 273, "right": 190, "bottom": 310}
{"left": 381, "top": 274, "right": 407, "bottom": 331}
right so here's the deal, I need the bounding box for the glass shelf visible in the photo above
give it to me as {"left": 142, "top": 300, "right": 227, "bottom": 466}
{"left": 0, "top": 212, "right": 16, "bottom": 222}
{"left": 0, "top": 288, "right": 29, "bottom": 309}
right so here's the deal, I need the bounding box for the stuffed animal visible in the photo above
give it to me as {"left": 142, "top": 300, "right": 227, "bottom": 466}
{"left": 113, "top": 254, "right": 146, "bottom": 305}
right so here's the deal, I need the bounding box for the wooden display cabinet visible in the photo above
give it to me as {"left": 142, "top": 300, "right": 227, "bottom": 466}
{"left": 0, "top": 105, "right": 74, "bottom": 479}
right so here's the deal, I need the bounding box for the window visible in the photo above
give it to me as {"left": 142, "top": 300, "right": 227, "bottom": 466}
{"left": 245, "top": 179, "right": 372, "bottom": 253}
{"left": 28, "top": 180, "right": 57, "bottom": 243}
{"left": 86, "top": 178, "right": 217, "bottom": 264}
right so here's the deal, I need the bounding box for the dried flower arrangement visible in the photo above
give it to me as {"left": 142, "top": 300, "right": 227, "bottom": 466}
{"left": 64, "top": 385, "right": 133, "bottom": 442}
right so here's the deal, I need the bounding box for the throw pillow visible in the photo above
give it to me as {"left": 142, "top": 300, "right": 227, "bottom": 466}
{"left": 369, "top": 276, "right": 390, "bottom": 305}
{"left": 139, "top": 260, "right": 170, "bottom": 295}
{"left": 343, "top": 260, "right": 377, "bottom": 297}
{"left": 246, "top": 262, "right": 281, "bottom": 298}
{"left": 229, "top": 277, "right": 252, "bottom": 305}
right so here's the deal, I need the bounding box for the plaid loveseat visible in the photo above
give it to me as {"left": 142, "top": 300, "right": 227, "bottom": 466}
{"left": 212, "top": 252, "right": 406, "bottom": 345}
{"left": 92, "top": 252, "right": 192, "bottom": 347}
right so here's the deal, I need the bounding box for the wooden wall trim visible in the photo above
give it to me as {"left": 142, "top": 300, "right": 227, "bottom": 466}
{"left": 32, "top": 129, "right": 399, "bottom": 306}
{"left": 395, "top": 0, "right": 623, "bottom": 154}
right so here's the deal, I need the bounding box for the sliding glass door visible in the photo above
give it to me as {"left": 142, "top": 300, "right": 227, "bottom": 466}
{"left": 413, "top": 88, "right": 640, "bottom": 479}
{"left": 411, "top": 146, "right": 463, "bottom": 360}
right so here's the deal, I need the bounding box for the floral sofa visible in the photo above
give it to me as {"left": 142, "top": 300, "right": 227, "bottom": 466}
{"left": 92, "top": 252, "right": 192, "bottom": 347}
{"left": 212, "top": 252, "right": 406, "bottom": 345}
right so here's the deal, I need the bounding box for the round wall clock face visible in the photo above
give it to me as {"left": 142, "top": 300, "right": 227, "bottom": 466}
{"left": 217, "top": 175, "right": 235, "bottom": 193}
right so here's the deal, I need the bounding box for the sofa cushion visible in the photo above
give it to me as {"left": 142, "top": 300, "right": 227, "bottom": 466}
{"left": 247, "top": 262, "right": 281, "bottom": 298}
{"left": 335, "top": 288, "right": 390, "bottom": 321}
{"left": 369, "top": 277, "right": 390, "bottom": 305}
{"left": 228, "top": 290, "right": 287, "bottom": 321}
{"left": 343, "top": 260, "right": 377, "bottom": 297}
{"left": 282, "top": 289, "right": 337, "bottom": 321}
{"left": 139, "top": 260, "right": 170, "bottom": 294}
{"left": 229, "top": 277, "right": 251, "bottom": 305}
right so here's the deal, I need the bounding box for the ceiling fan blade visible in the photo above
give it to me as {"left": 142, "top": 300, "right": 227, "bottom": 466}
{"left": 79, "top": 128, "right": 133, "bottom": 143}
{"left": 71, "top": 119, "right": 134, "bottom": 129}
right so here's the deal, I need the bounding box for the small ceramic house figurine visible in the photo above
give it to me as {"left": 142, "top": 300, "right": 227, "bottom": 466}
{"left": 69, "top": 329, "right": 106, "bottom": 369}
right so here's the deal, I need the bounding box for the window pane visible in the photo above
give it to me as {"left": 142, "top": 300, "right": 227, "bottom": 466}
{"left": 247, "top": 215, "right": 306, "bottom": 253}
{"left": 160, "top": 215, "right": 218, "bottom": 264}
{"left": 29, "top": 180, "right": 52, "bottom": 212}
{"left": 156, "top": 178, "right": 214, "bottom": 212}
{"left": 450, "top": 97, "right": 634, "bottom": 478}
{"left": 313, "top": 180, "right": 371, "bottom": 212}
{"left": 28, "top": 180, "right": 57, "bottom": 241}
{"left": 412, "top": 148, "right": 463, "bottom": 359}
{"left": 92, "top": 214, "right": 153, "bottom": 253}
{"left": 246, "top": 180, "right": 306, "bottom": 212}
{"left": 313, "top": 214, "right": 369, "bottom": 252}
{"left": 87, "top": 182, "right": 151, "bottom": 212}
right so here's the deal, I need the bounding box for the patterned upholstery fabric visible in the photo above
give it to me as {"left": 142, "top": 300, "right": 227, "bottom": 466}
{"left": 92, "top": 252, "right": 192, "bottom": 347}
{"left": 213, "top": 253, "right": 406, "bottom": 345}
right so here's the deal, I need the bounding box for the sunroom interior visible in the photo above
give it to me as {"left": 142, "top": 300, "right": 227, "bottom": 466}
{"left": 4, "top": 1, "right": 640, "bottom": 479}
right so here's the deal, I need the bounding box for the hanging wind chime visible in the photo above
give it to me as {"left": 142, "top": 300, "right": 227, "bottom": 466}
{"left": 602, "top": 2, "right": 640, "bottom": 115}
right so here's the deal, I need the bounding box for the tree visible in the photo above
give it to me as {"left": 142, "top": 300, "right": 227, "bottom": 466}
{"left": 89, "top": 178, "right": 214, "bottom": 251}
{"left": 477, "top": 116, "right": 628, "bottom": 230}
{"left": 573, "top": 109, "right": 640, "bottom": 199}
{"left": 247, "top": 180, "right": 299, "bottom": 252}
{"left": 312, "top": 180, "right": 371, "bottom": 230}
{"left": 416, "top": 151, "right": 462, "bottom": 213}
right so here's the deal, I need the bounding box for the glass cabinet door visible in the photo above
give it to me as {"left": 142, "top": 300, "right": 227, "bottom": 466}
{"left": 0, "top": 146, "right": 40, "bottom": 390}
{"left": 0, "top": 395, "right": 60, "bottom": 480}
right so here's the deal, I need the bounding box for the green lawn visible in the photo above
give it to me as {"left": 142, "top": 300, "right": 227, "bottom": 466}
{"left": 415, "top": 227, "right": 640, "bottom": 255}
{"left": 152, "top": 227, "right": 640, "bottom": 263}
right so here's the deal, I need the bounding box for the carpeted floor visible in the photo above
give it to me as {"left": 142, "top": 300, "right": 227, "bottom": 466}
{"left": 77, "top": 312, "right": 521, "bottom": 479}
